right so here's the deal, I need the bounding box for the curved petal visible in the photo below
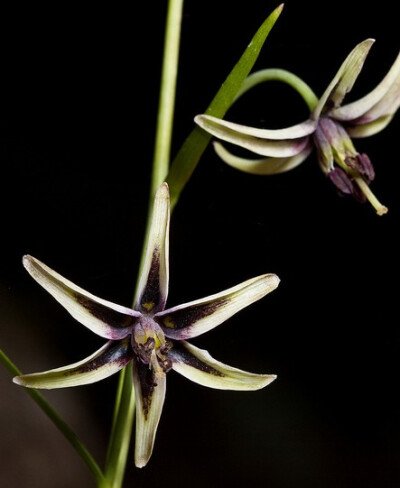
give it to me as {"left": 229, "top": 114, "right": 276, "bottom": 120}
{"left": 133, "top": 353, "right": 166, "bottom": 468}
{"left": 155, "top": 274, "right": 280, "bottom": 340}
{"left": 23, "top": 255, "right": 139, "bottom": 340}
{"left": 196, "top": 114, "right": 316, "bottom": 140}
{"left": 354, "top": 76, "right": 400, "bottom": 122}
{"left": 170, "top": 341, "right": 276, "bottom": 390}
{"left": 213, "top": 141, "right": 312, "bottom": 175}
{"left": 194, "top": 115, "right": 310, "bottom": 157}
{"left": 135, "top": 183, "right": 170, "bottom": 314}
{"left": 347, "top": 114, "right": 394, "bottom": 138}
{"left": 313, "top": 39, "right": 375, "bottom": 119}
{"left": 13, "top": 339, "right": 133, "bottom": 389}
{"left": 332, "top": 50, "right": 400, "bottom": 121}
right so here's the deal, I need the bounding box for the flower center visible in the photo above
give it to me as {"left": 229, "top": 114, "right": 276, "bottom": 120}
{"left": 317, "top": 117, "right": 388, "bottom": 215}
{"left": 132, "top": 316, "right": 172, "bottom": 372}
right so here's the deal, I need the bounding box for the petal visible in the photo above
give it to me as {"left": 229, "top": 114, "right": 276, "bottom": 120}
{"left": 170, "top": 341, "right": 276, "bottom": 391}
{"left": 354, "top": 75, "right": 400, "bottom": 122}
{"left": 133, "top": 353, "right": 166, "bottom": 468}
{"left": 23, "top": 255, "right": 139, "bottom": 340}
{"left": 196, "top": 114, "right": 316, "bottom": 140}
{"left": 194, "top": 115, "right": 311, "bottom": 157}
{"left": 313, "top": 39, "right": 375, "bottom": 119}
{"left": 155, "top": 274, "right": 280, "bottom": 340}
{"left": 13, "top": 339, "right": 133, "bottom": 389}
{"left": 347, "top": 114, "right": 394, "bottom": 138}
{"left": 135, "top": 183, "right": 170, "bottom": 314}
{"left": 313, "top": 125, "right": 334, "bottom": 174}
{"left": 332, "top": 50, "right": 400, "bottom": 121}
{"left": 213, "top": 141, "right": 312, "bottom": 175}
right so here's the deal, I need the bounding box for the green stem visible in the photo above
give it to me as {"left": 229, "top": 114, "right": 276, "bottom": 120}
{"left": 0, "top": 349, "right": 105, "bottom": 486}
{"left": 235, "top": 68, "right": 319, "bottom": 111}
{"left": 105, "top": 1, "right": 185, "bottom": 486}
{"left": 104, "top": 366, "right": 135, "bottom": 488}
{"left": 166, "top": 4, "right": 284, "bottom": 210}
{"left": 151, "top": 0, "right": 184, "bottom": 199}
{"left": 134, "top": 0, "right": 184, "bottom": 302}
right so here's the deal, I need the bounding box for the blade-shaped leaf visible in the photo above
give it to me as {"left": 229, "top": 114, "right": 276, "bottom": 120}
{"left": 155, "top": 274, "right": 280, "bottom": 340}
{"left": 133, "top": 353, "right": 166, "bottom": 468}
{"left": 213, "top": 141, "right": 312, "bottom": 175}
{"left": 135, "top": 183, "right": 170, "bottom": 314}
{"left": 170, "top": 341, "right": 276, "bottom": 390}
{"left": 166, "top": 4, "right": 284, "bottom": 209}
{"left": 13, "top": 339, "right": 133, "bottom": 389}
{"left": 23, "top": 255, "right": 139, "bottom": 340}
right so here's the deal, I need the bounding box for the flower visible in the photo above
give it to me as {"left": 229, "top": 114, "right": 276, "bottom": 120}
{"left": 195, "top": 39, "right": 400, "bottom": 215}
{"left": 13, "top": 183, "right": 280, "bottom": 468}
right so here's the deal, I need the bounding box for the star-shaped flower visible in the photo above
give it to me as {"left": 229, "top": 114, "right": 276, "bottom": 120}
{"left": 195, "top": 39, "right": 400, "bottom": 215}
{"left": 14, "top": 183, "right": 279, "bottom": 467}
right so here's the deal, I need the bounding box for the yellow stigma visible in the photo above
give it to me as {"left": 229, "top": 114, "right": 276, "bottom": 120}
{"left": 142, "top": 301, "right": 155, "bottom": 311}
{"left": 163, "top": 316, "right": 175, "bottom": 329}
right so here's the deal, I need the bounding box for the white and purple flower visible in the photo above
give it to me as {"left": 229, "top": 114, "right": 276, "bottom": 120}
{"left": 14, "top": 183, "right": 279, "bottom": 467}
{"left": 195, "top": 39, "right": 400, "bottom": 215}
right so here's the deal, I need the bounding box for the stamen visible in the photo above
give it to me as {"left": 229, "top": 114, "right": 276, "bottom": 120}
{"left": 354, "top": 177, "right": 388, "bottom": 216}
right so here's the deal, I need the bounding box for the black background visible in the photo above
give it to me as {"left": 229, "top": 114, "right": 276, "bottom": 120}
{"left": 1, "top": 2, "right": 399, "bottom": 487}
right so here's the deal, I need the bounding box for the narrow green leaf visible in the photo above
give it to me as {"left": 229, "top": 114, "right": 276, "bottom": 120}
{"left": 0, "top": 348, "right": 105, "bottom": 485}
{"left": 166, "top": 4, "right": 284, "bottom": 209}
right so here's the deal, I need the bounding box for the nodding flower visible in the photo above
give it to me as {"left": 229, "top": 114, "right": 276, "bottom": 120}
{"left": 196, "top": 39, "right": 400, "bottom": 216}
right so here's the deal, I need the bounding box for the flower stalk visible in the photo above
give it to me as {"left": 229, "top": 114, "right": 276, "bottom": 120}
{"left": 107, "top": 0, "right": 184, "bottom": 484}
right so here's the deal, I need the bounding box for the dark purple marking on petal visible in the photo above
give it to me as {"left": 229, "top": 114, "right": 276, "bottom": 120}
{"left": 139, "top": 249, "right": 163, "bottom": 313}
{"left": 67, "top": 339, "right": 134, "bottom": 375}
{"left": 328, "top": 167, "right": 354, "bottom": 195}
{"left": 156, "top": 299, "right": 229, "bottom": 333}
{"left": 358, "top": 154, "right": 375, "bottom": 182}
{"left": 169, "top": 342, "right": 224, "bottom": 377}
{"left": 134, "top": 357, "right": 158, "bottom": 419}
{"left": 75, "top": 293, "right": 136, "bottom": 332}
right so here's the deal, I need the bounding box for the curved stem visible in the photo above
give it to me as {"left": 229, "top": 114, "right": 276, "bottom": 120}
{"left": 235, "top": 68, "right": 319, "bottom": 111}
{"left": 166, "top": 4, "right": 284, "bottom": 210}
{"left": 0, "top": 349, "right": 105, "bottom": 486}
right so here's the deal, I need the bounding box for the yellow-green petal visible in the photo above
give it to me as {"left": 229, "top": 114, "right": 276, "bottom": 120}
{"left": 314, "top": 39, "right": 375, "bottom": 119}
{"left": 155, "top": 274, "right": 280, "bottom": 340}
{"left": 332, "top": 49, "right": 400, "bottom": 122}
{"left": 195, "top": 115, "right": 310, "bottom": 157}
{"left": 213, "top": 141, "right": 312, "bottom": 175}
{"left": 13, "top": 339, "right": 133, "bottom": 389}
{"left": 23, "top": 255, "right": 139, "bottom": 340}
{"left": 170, "top": 341, "right": 277, "bottom": 390}
{"left": 135, "top": 183, "right": 170, "bottom": 314}
{"left": 133, "top": 353, "right": 166, "bottom": 468}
